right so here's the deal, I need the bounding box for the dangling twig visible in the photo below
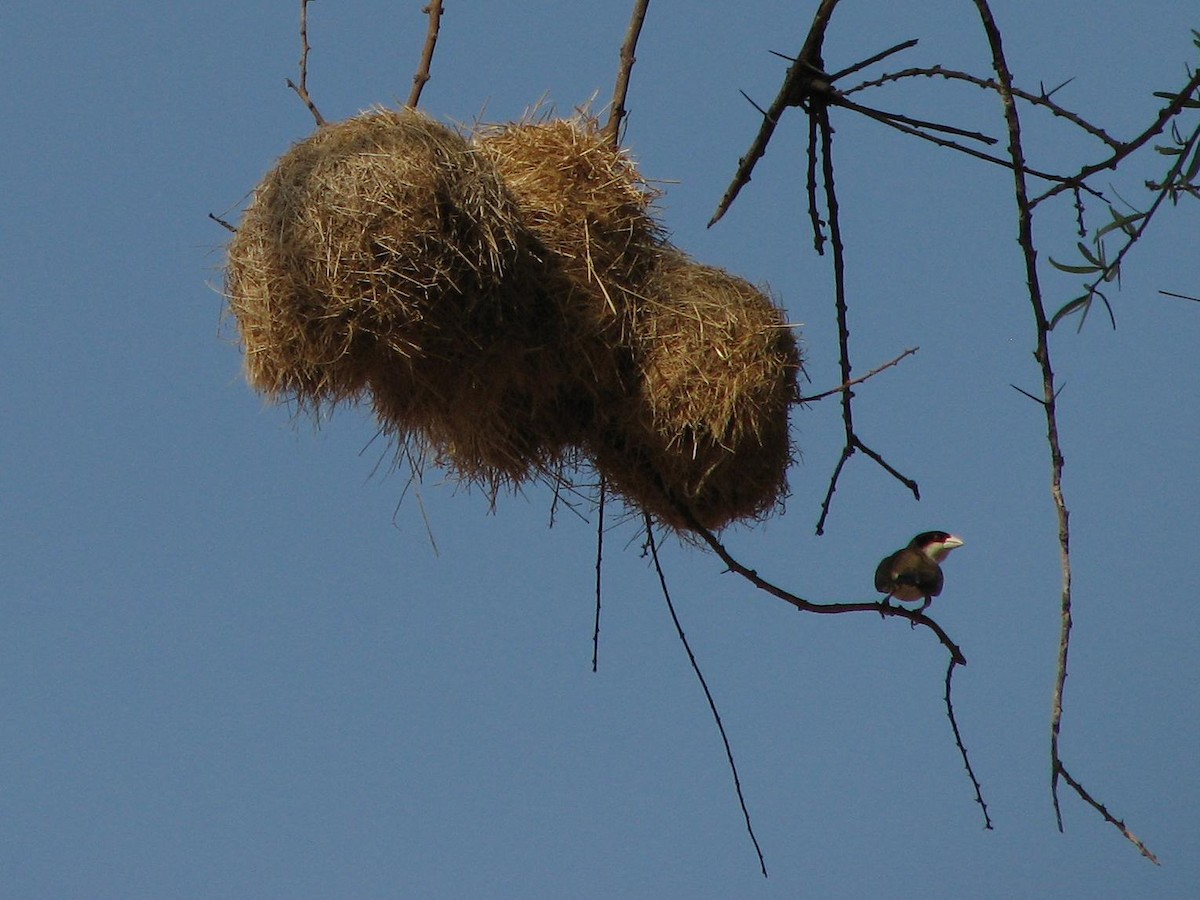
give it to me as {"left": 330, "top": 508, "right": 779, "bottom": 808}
{"left": 592, "top": 479, "right": 606, "bottom": 673}
{"left": 643, "top": 513, "right": 768, "bottom": 878}
{"left": 944, "top": 659, "right": 993, "bottom": 830}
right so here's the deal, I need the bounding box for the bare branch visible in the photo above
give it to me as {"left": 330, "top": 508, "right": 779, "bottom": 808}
{"left": 592, "top": 479, "right": 606, "bottom": 673}
{"left": 208, "top": 212, "right": 237, "bottom": 234}
{"left": 797, "top": 347, "right": 918, "bottom": 403}
{"left": 944, "top": 659, "right": 993, "bottom": 830}
{"left": 406, "top": 0, "right": 445, "bottom": 109}
{"left": 970, "top": 0, "right": 1156, "bottom": 864}
{"left": 828, "top": 38, "right": 919, "bottom": 81}
{"left": 813, "top": 112, "right": 920, "bottom": 534}
{"left": 1034, "top": 68, "right": 1200, "bottom": 206}
{"left": 843, "top": 65, "right": 1123, "bottom": 150}
{"left": 643, "top": 514, "right": 768, "bottom": 878}
{"left": 1056, "top": 762, "right": 1160, "bottom": 865}
{"left": 603, "top": 0, "right": 652, "bottom": 147}
{"left": 709, "top": 0, "right": 843, "bottom": 226}
{"left": 1160, "top": 289, "right": 1200, "bottom": 302}
{"left": 287, "top": 0, "right": 326, "bottom": 126}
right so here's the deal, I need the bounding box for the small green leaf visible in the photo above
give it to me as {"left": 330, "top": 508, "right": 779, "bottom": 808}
{"left": 1049, "top": 257, "right": 1100, "bottom": 275}
{"left": 1076, "top": 241, "right": 1102, "bottom": 266}
{"left": 1049, "top": 295, "right": 1090, "bottom": 330}
{"left": 1185, "top": 145, "right": 1200, "bottom": 182}
{"left": 1096, "top": 208, "right": 1146, "bottom": 239}
{"left": 1155, "top": 144, "right": 1184, "bottom": 155}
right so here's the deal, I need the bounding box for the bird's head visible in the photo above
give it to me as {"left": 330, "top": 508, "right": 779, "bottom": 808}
{"left": 910, "top": 530, "right": 964, "bottom": 563}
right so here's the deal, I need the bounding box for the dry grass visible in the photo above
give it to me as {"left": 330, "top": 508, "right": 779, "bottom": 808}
{"left": 592, "top": 248, "right": 802, "bottom": 530}
{"left": 225, "top": 109, "right": 800, "bottom": 525}
{"left": 474, "top": 116, "right": 662, "bottom": 408}
{"left": 225, "top": 107, "right": 529, "bottom": 410}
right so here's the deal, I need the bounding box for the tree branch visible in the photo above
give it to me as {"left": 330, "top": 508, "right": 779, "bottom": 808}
{"left": 969, "top": 0, "right": 1156, "bottom": 863}
{"left": 944, "top": 659, "right": 993, "bottom": 830}
{"left": 287, "top": 0, "right": 326, "bottom": 127}
{"left": 603, "top": 0, "right": 652, "bottom": 147}
{"left": 406, "top": 0, "right": 444, "bottom": 109}
{"left": 797, "top": 347, "right": 918, "bottom": 403}
{"left": 643, "top": 514, "right": 768, "bottom": 878}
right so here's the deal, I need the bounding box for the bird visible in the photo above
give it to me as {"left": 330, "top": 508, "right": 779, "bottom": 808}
{"left": 874, "top": 531, "right": 964, "bottom": 613}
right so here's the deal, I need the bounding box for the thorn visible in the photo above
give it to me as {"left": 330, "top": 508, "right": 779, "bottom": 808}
{"left": 1010, "top": 383, "right": 1047, "bottom": 406}
{"left": 739, "top": 89, "right": 770, "bottom": 118}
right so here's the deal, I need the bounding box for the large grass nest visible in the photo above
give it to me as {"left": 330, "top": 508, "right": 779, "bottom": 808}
{"left": 225, "top": 107, "right": 531, "bottom": 410}
{"left": 225, "top": 107, "right": 802, "bottom": 529}
{"left": 591, "top": 249, "right": 802, "bottom": 531}
{"left": 473, "top": 116, "right": 663, "bottom": 406}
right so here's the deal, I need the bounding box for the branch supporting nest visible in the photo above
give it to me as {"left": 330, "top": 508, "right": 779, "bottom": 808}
{"left": 287, "top": 0, "right": 326, "bottom": 127}
{"left": 406, "top": 0, "right": 445, "bottom": 109}
{"left": 604, "top": 0, "right": 652, "bottom": 147}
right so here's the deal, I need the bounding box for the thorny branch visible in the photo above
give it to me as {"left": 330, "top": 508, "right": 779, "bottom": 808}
{"left": 969, "top": 0, "right": 1157, "bottom": 861}
{"left": 406, "top": 0, "right": 444, "bottom": 109}
{"left": 814, "top": 106, "right": 920, "bottom": 535}
{"left": 1034, "top": 68, "right": 1200, "bottom": 207}
{"left": 945, "top": 659, "right": 993, "bottom": 830}
{"left": 287, "top": 0, "right": 326, "bottom": 127}
{"left": 1056, "top": 762, "right": 1160, "bottom": 864}
{"left": 843, "top": 65, "right": 1123, "bottom": 149}
{"left": 604, "top": 0, "right": 652, "bottom": 147}
{"left": 671, "top": 502, "right": 966, "bottom": 666}
{"left": 705, "top": 0, "right": 1178, "bottom": 863}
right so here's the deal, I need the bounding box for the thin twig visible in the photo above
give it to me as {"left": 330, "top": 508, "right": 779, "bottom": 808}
{"left": 798, "top": 347, "right": 919, "bottom": 403}
{"left": 592, "top": 478, "right": 606, "bottom": 673}
{"left": 643, "top": 514, "right": 768, "bottom": 878}
{"left": 1034, "top": 68, "right": 1200, "bottom": 207}
{"left": 603, "top": 0, "right": 652, "bottom": 147}
{"left": 709, "top": 0, "right": 841, "bottom": 226}
{"left": 1160, "top": 289, "right": 1200, "bottom": 302}
{"left": 944, "top": 659, "right": 993, "bottom": 830}
{"left": 661, "top": 498, "right": 967, "bottom": 664}
{"left": 1056, "top": 763, "right": 1160, "bottom": 865}
{"left": 208, "top": 212, "right": 237, "bottom": 233}
{"left": 834, "top": 94, "right": 1078, "bottom": 185}
{"left": 843, "top": 65, "right": 1123, "bottom": 150}
{"left": 827, "top": 38, "right": 919, "bottom": 81}
{"left": 287, "top": 0, "right": 326, "bottom": 126}
{"left": 406, "top": 0, "right": 444, "bottom": 109}
{"left": 839, "top": 97, "right": 998, "bottom": 144}
{"left": 813, "top": 110, "right": 919, "bottom": 535}
{"left": 806, "top": 113, "right": 825, "bottom": 252}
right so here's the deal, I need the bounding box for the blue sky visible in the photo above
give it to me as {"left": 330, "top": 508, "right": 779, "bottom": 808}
{"left": 4, "top": 1, "right": 1198, "bottom": 897}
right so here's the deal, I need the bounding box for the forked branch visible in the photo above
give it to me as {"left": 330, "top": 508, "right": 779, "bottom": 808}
{"left": 287, "top": 0, "right": 326, "bottom": 127}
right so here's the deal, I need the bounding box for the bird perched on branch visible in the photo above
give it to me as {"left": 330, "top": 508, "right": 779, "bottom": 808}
{"left": 874, "top": 531, "right": 964, "bottom": 613}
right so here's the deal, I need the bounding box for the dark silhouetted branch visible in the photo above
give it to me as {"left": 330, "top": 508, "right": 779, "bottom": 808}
{"left": 945, "top": 659, "right": 993, "bottom": 830}
{"left": 643, "top": 514, "right": 768, "bottom": 878}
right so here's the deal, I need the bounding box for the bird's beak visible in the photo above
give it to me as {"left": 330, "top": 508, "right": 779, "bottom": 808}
{"left": 944, "top": 535, "right": 964, "bottom": 550}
